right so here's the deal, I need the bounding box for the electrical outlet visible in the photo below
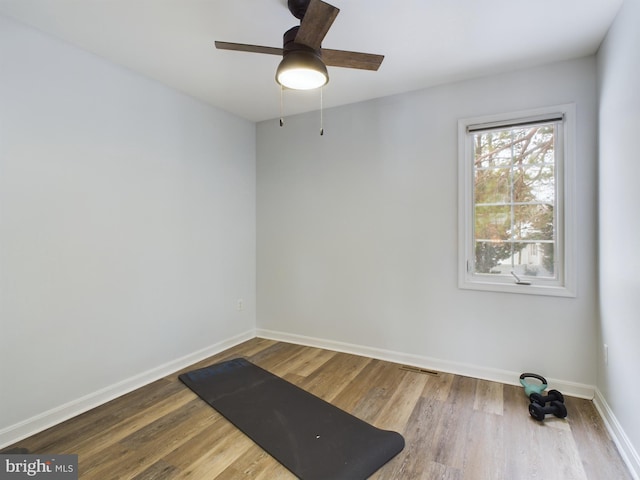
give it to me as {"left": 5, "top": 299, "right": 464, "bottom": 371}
{"left": 237, "top": 299, "right": 244, "bottom": 311}
{"left": 604, "top": 344, "right": 608, "bottom": 365}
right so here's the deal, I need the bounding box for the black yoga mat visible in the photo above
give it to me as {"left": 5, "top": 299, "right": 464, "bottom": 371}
{"left": 179, "top": 358, "right": 405, "bottom": 480}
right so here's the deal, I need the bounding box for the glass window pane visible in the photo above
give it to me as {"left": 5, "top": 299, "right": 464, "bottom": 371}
{"left": 475, "top": 167, "right": 511, "bottom": 204}
{"left": 513, "top": 165, "right": 555, "bottom": 203}
{"left": 474, "top": 132, "right": 513, "bottom": 168}
{"left": 474, "top": 205, "right": 511, "bottom": 241}
{"left": 526, "top": 165, "right": 555, "bottom": 202}
{"left": 513, "top": 204, "right": 554, "bottom": 241}
{"left": 503, "top": 242, "right": 555, "bottom": 279}
{"left": 528, "top": 127, "right": 555, "bottom": 165}
{"left": 474, "top": 241, "right": 512, "bottom": 274}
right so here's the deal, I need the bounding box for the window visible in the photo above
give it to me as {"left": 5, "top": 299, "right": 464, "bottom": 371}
{"left": 458, "top": 105, "right": 576, "bottom": 296}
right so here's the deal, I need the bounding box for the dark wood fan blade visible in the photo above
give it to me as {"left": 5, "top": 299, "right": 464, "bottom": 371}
{"left": 322, "top": 49, "right": 384, "bottom": 71}
{"left": 295, "top": 0, "right": 339, "bottom": 50}
{"left": 215, "top": 41, "right": 282, "bottom": 56}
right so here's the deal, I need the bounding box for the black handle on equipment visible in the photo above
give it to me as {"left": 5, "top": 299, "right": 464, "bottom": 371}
{"left": 519, "top": 373, "right": 548, "bottom": 384}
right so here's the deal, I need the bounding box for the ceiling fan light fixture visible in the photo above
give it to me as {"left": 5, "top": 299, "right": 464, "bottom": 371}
{"left": 276, "top": 49, "right": 328, "bottom": 90}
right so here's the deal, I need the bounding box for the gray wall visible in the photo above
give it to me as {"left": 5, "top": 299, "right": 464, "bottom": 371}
{"left": 257, "top": 57, "right": 598, "bottom": 390}
{"left": 0, "top": 15, "right": 256, "bottom": 442}
{"left": 597, "top": 0, "right": 640, "bottom": 473}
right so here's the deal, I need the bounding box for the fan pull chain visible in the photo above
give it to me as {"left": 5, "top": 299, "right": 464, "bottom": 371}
{"left": 320, "top": 86, "right": 324, "bottom": 136}
{"left": 279, "top": 85, "right": 284, "bottom": 127}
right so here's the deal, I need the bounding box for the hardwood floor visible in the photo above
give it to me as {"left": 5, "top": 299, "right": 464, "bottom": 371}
{"left": 3, "top": 338, "right": 632, "bottom": 479}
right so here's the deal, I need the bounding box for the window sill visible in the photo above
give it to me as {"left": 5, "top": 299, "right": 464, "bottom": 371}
{"left": 459, "top": 279, "right": 576, "bottom": 297}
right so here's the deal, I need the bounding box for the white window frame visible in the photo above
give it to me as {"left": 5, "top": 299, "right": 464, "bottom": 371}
{"left": 458, "top": 104, "right": 576, "bottom": 297}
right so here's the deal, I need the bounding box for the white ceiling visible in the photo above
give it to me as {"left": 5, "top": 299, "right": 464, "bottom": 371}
{"left": 0, "top": 0, "right": 623, "bottom": 122}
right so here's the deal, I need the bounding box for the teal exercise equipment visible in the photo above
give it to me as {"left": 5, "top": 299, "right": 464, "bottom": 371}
{"left": 519, "top": 373, "right": 547, "bottom": 398}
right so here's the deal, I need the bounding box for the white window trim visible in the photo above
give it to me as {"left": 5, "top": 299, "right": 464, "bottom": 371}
{"left": 457, "top": 104, "right": 577, "bottom": 297}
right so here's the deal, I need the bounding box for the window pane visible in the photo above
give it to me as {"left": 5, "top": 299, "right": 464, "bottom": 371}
{"left": 513, "top": 204, "right": 554, "bottom": 241}
{"left": 475, "top": 167, "right": 510, "bottom": 204}
{"left": 474, "top": 133, "right": 513, "bottom": 168}
{"left": 528, "top": 127, "right": 555, "bottom": 165}
{"left": 474, "top": 205, "right": 510, "bottom": 241}
{"left": 474, "top": 241, "right": 512, "bottom": 274}
{"left": 513, "top": 165, "right": 555, "bottom": 203}
{"left": 500, "top": 242, "right": 555, "bottom": 278}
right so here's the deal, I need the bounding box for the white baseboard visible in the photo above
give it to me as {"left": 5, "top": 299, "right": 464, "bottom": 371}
{"left": 593, "top": 389, "right": 640, "bottom": 480}
{"left": 256, "top": 328, "right": 596, "bottom": 399}
{"left": 0, "top": 329, "right": 255, "bottom": 450}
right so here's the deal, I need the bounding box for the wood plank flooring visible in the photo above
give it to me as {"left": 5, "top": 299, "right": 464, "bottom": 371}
{"left": 2, "top": 338, "right": 633, "bottom": 479}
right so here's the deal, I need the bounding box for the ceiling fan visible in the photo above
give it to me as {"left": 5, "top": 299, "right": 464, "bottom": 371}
{"left": 215, "top": 0, "right": 384, "bottom": 90}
